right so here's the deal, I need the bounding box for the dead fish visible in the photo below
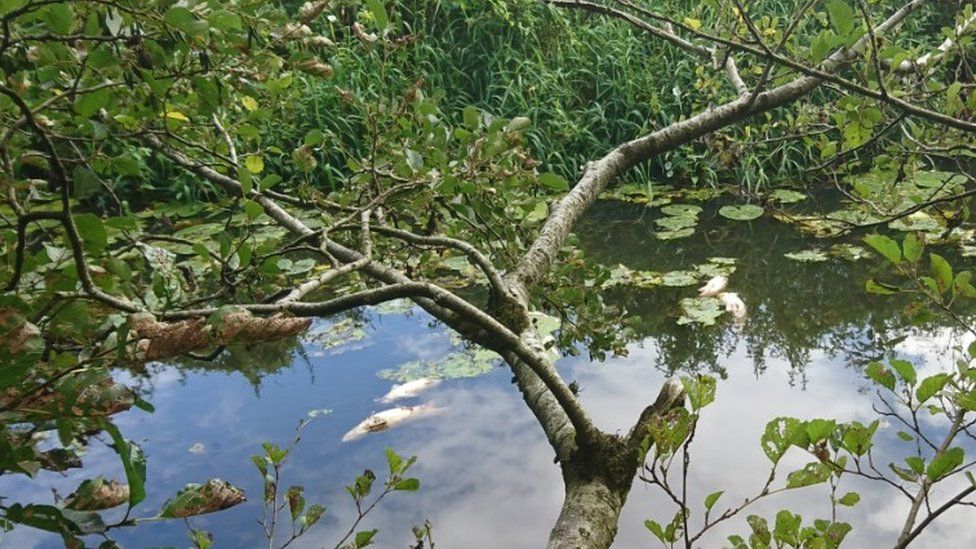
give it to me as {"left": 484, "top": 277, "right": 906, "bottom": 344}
{"left": 188, "top": 443, "right": 206, "bottom": 455}
{"left": 718, "top": 292, "right": 747, "bottom": 320}
{"left": 377, "top": 378, "right": 441, "bottom": 403}
{"left": 342, "top": 403, "right": 444, "bottom": 442}
{"left": 698, "top": 275, "right": 729, "bottom": 297}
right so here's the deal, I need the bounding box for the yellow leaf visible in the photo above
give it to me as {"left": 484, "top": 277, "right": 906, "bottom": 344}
{"left": 244, "top": 155, "right": 264, "bottom": 174}
{"left": 241, "top": 96, "right": 258, "bottom": 112}
{"left": 165, "top": 111, "right": 189, "bottom": 121}
{"left": 683, "top": 17, "right": 702, "bottom": 31}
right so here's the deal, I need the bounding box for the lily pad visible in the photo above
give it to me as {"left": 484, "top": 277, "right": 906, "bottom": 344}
{"left": 656, "top": 228, "right": 695, "bottom": 240}
{"left": 678, "top": 296, "right": 724, "bottom": 326}
{"left": 660, "top": 204, "right": 703, "bottom": 217}
{"left": 708, "top": 257, "right": 738, "bottom": 265}
{"left": 307, "top": 318, "right": 368, "bottom": 354}
{"left": 888, "top": 212, "right": 941, "bottom": 232}
{"left": 655, "top": 215, "right": 698, "bottom": 231}
{"left": 784, "top": 250, "right": 830, "bottom": 262}
{"left": 830, "top": 243, "right": 869, "bottom": 261}
{"left": 695, "top": 261, "right": 736, "bottom": 278}
{"left": 719, "top": 204, "right": 764, "bottom": 221}
{"left": 377, "top": 347, "right": 501, "bottom": 382}
{"left": 372, "top": 299, "right": 415, "bottom": 315}
{"left": 660, "top": 270, "right": 699, "bottom": 287}
{"left": 769, "top": 189, "right": 807, "bottom": 204}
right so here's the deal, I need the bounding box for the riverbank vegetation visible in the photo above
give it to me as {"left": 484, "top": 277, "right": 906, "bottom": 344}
{"left": 2, "top": 0, "right": 976, "bottom": 546}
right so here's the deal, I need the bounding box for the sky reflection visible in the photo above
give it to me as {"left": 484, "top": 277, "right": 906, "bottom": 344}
{"left": 3, "top": 309, "right": 974, "bottom": 548}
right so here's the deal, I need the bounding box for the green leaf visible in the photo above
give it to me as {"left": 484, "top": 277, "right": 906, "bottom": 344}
{"left": 718, "top": 204, "right": 764, "bottom": 221}
{"left": 704, "top": 490, "right": 723, "bottom": 512}
{"left": 393, "top": 478, "right": 420, "bottom": 491}
{"left": 462, "top": 106, "right": 479, "bottom": 130}
{"left": 304, "top": 129, "right": 325, "bottom": 147}
{"left": 260, "top": 174, "right": 282, "bottom": 192}
{"left": 538, "top": 172, "right": 569, "bottom": 191}
{"left": 889, "top": 359, "right": 917, "bottom": 386}
{"left": 74, "top": 214, "right": 107, "bottom": 255}
{"left": 864, "top": 234, "right": 901, "bottom": 264}
{"left": 300, "top": 504, "right": 326, "bottom": 531}
{"left": 761, "top": 417, "right": 808, "bottom": 463}
{"left": 45, "top": 3, "right": 75, "bottom": 35}
{"left": 916, "top": 373, "right": 950, "bottom": 403}
{"left": 645, "top": 519, "right": 667, "bottom": 542}
{"left": 930, "top": 253, "right": 953, "bottom": 291}
{"left": 865, "top": 279, "right": 898, "bottom": 295}
{"left": 681, "top": 375, "right": 716, "bottom": 411}
{"left": 244, "top": 155, "right": 265, "bottom": 174}
{"left": 72, "top": 166, "right": 102, "bottom": 200}
{"left": 747, "top": 515, "right": 771, "bottom": 545}
{"left": 805, "top": 419, "right": 836, "bottom": 443}
{"left": 826, "top": 0, "right": 854, "bottom": 34}
{"left": 365, "top": 0, "right": 389, "bottom": 28}
{"left": 103, "top": 423, "right": 147, "bottom": 508}
{"left": 902, "top": 233, "right": 923, "bottom": 262}
{"left": 865, "top": 361, "right": 895, "bottom": 391}
{"left": 354, "top": 529, "right": 378, "bottom": 547}
{"left": 75, "top": 89, "right": 111, "bottom": 119}
{"left": 840, "top": 420, "right": 878, "bottom": 456}
{"left": 786, "top": 462, "right": 832, "bottom": 488}
{"left": 927, "top": 447, "right": 965, "bottom": 481}
{"left": 837, "top": 491, "right": 860, "bottom": 506}
{"left": 0, "top": 0, "right": 28, "bottom": 17}
{"left": 243, "top": 200, "right": 263, "bottom": 220}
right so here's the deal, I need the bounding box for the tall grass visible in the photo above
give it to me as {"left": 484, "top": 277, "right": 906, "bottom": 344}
{"left": 282, "top": 0, "right": 828, "bottom": 190}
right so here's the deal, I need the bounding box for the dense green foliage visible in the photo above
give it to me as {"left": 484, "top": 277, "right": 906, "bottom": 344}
{"left": 2, "top": 0, "right": 976, "bottom": 545}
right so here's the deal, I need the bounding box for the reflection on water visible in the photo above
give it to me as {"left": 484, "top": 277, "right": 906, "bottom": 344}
{"left": 3, "top": 200, "right": 975, "bottom": 548}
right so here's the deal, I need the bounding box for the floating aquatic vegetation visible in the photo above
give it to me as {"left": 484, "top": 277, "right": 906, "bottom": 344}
{"left": 306, "top": 318, "right": 369, "bottom": 354}
{"left": 784, "top": 250, "right": 830, "bottom": 262}
{"left": 695, "top": 258, "right": 737, "bottom": 279}
{"left": 848, "top": 170, "right": 966, "bottom": 213}
{"left": 655, "top": 215, "right": 697, "bottom": 231}
{"left": 660, "top": 204, "right": 703, "bottom": 217}
{"left": 660, "top": 270, "right": 699, "bottom": 287}
{"left": 372, "top": 298, "right": 415, "bottom": 315}
{"left": 433, "top": 255, "right": 489, "bottom": 288}
{"left": 681, "top": 187, "right": 723, "bottom": 201}
{"left": 655, "top": 203, "right": 702, "bottom": 240}
{"left": 769, "top": 189, "right": 807, "bottom": 204}
{"left": 678, "top": 296, "right": 724, "bottom": 326}
{"left": 377, "top": 347, "right": 502, "bottom": 382}
{"left": 888, "top": 212, "right": 941, "bottom": 233}
{"left": 656, "top": 227, "right": 696, "bottom": 240}
{"left": 772, "top": 209, "right": 876, "bottom": 238}
{"left": 529, "top": 311, "right": 561, "bottom": 341}
{"left": 830, "top": 243, "right": 870, "bottom": 261}
{"left": 719, "top": 204, "right": 764, "bottom": 221}
{"left": 604, "top": 182, "right": 673, "bottom": 206}
{"left": 601, "top": 264, "right": 664, "bottom": 289}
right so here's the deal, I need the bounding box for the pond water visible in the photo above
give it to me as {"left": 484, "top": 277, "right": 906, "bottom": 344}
{"left": 4, "top": 197, "right": 975, "bottom": 548}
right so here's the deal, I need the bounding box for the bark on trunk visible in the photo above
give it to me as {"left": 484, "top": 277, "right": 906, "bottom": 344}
{"left": 548, "top": 474, "right": 628, "bottom": 549}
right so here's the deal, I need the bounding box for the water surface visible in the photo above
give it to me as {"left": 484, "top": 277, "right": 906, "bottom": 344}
{"left": 4, "top": 198, "right": 974, "bottom": 548}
